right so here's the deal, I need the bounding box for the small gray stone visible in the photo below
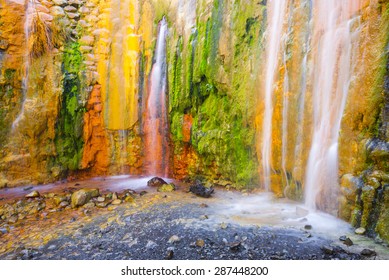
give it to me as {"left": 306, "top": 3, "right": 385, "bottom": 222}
{"left": 343, "top": 237, "right": 353, "bottom": 246}
{"left": 168, "top": 235, "right": 181, "bottom": 244}
{"left": 321, "top": 246, "right": 334, "bottom": 254}
{"left": 146, "top": 240, "right": 158, "bottom": 249}
{"left": 361, "top": 249, "right": 376, "bottom": 257}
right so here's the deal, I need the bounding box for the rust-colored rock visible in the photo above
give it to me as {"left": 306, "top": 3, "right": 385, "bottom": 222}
{"left": 81, "top": 84, "right": 109, "bottom": 173}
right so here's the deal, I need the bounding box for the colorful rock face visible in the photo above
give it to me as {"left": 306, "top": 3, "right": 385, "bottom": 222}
{"left": 0, "top": 0, "right": 388, "bottom": 242}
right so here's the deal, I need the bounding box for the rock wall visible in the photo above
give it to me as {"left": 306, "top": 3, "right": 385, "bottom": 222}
{"left": 0, "top": 0, "right": 388, "bottom": 242}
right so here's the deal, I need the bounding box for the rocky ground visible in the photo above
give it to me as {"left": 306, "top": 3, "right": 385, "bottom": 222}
{"left": 0, "top": 178, "right": 387, "bottom": 260}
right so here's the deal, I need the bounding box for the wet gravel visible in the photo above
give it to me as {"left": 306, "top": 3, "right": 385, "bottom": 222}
{"left": 0, "top": 200, "right": 362, "bottom": 260}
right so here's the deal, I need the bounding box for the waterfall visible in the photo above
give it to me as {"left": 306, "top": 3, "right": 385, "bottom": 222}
{"left": 259, "top": 0, "right": 362, "bottom": 212}
{"left": 261, "top": 0, "right": 288, "bottom": 191}
{"left": 304, "top": 1, "right": 362, "bottom": 211}
{"left": 11, "top": 0, "right": 33, "bottom": 132}
{"left": 143, "top": 17, "right": 170, "bottom": 177}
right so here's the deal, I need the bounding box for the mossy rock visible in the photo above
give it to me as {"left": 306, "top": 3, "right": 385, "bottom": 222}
{"left": 157, "top": 183, "right": 176, "bottom": 192}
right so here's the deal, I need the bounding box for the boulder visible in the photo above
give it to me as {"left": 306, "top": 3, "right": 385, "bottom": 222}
{"left": 147, "top": 177, "right": 168, "bottom": 187}
{"left": 71, "top": 188, "right": 99, "bottom": 208}
{"left": 189, "top": 182, "right": 214, "bottom": 198}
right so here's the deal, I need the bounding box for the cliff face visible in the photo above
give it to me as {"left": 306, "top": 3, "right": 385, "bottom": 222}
{"left": 0, "top": 0, "right": 388, "bottom": 242}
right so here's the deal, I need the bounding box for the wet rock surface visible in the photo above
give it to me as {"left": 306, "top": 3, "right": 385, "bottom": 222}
{"left": 0, "top": 188, "right": 373, "bottom": 260}
{"left": 189, "top": 182, "right": 214, "bottom": 198}
{"left": 147, "top": 177, "right": 168, "bottom": 188}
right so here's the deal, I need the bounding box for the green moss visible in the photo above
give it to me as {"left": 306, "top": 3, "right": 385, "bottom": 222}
{"left": 53, "top": 42, "right": 85, "bottom": 172}
{"left": 375, "top": 186, "right": 389, "bottom": 242}
{"left": 165, "top": 0, "right": 264, "bottom": 187}
{"left": 360, "top": 185, "right": 375, "bottom": 229}
{"left": 0, "top": 68, "right": 18, "bottom": 147}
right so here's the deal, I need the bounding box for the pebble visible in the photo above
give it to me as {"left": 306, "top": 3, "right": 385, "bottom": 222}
{"left": 360, "top": 249, "right": 376, "bottom": 257}
{"left": 220, "top": 222, "right": 228, "bottom": 229}
{"left": 168, "top": 235, "right": 181, "bottom": 244}
{"left": 343, "top": 237, "right": 353, "bottom": 246}
{"left": 199, "top": 215, "right": 208, "bottom": 220}
{"left": 355, "top": 227, "right": 366, "bottom": 235}
{"left": 146, "top": 240, "right": 158, "bottom": 249}
{"left": 339, "top": 235, "right": 347, "bottom": 242}
{"left": 97, "top": 197, "right": 105, "bottom": 202}
{"left": 195, "top": 239, "right": 205, "bottom": 247}
{"left": 229, "top": 241, "right": 241, "bottom": 251}
{"left": 165, "top": 249, "right": 174, "bottom": 260}
{"left": 304, "top": 224, "right": 312, "bottom": 230}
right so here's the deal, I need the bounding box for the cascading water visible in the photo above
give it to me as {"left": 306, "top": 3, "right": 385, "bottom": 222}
{"left": 143, "top": 17, "right": 170, "bottom": 177}
{"left": 304, "top": 1, "right": 362, "bottom": 212}
{"left": 259, "top": 0, "right": 363, "bottom": 213}
{"left": 11, "top": 0, "right": 33, "bottom": 132}
{"left": 261, "top": 0, "right": 288, "bottom": 191}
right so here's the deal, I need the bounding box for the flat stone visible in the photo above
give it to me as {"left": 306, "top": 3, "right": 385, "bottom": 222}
{"left": 64, "top": 6, "right": 77, "bottom": 12}
{"left": 97, "top": 196, "right": 105, "bottom": 202}
{"left": 67, "top": 12, "right": 80, "bottom": 19}
{"left": 96, "top": 202, "right": 108, "bottom": 208}
{"left": 58, "top": 201, "right": 69, "bottom": 208}
{"left": 26, "top": 191, "right": 40, "bottom": 198}
{"left": 111, "top": 199, "right": 122, "bottom": 205}
{"left": 355, "top": 227, "right": 366, "bottom": 235}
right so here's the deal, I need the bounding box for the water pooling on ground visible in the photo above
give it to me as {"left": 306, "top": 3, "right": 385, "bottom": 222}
{"left": 1, "top": 177, "right": 388, "bottom": 259}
